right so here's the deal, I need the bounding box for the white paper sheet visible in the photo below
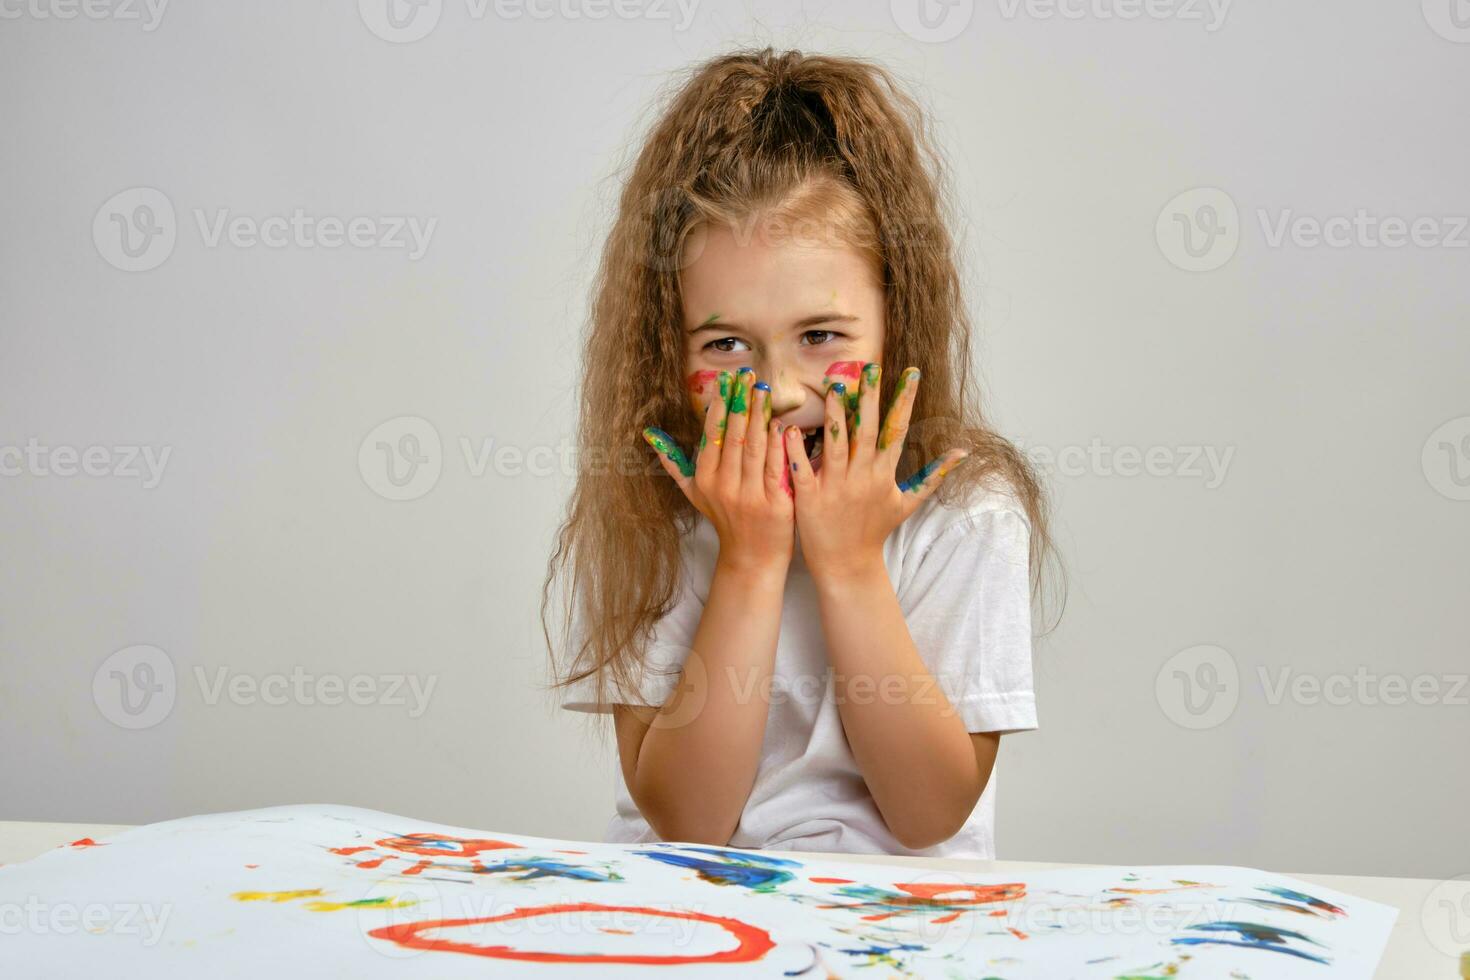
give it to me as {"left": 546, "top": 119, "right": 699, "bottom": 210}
{"left": 0, "top": 804, "right": 1396, "bottom": 978}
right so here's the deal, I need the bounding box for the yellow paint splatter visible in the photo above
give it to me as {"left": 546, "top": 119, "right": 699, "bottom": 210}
{"left": 231, "top": 889, "right": 324, "bottom": 903}
{"left": 230, "top": 888, "right": 415, "bottom": 913}
{"left": 303, "top": 896, "right": 417, "bottom": 913}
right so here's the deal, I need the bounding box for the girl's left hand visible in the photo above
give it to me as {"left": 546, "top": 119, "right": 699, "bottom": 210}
{"left": 784, "top": 362, "right": 968, "bottom": 579}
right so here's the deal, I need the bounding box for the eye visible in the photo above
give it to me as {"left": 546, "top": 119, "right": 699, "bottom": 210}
{"left": 706, "top": 336, "right": 751, "bottom": 353}
{"left": 801, "top": 329, "right": 838, "bottom": 345}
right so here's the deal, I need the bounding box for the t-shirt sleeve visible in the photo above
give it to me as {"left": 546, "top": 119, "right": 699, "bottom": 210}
{"left": 557, "top": 569, "right": 705, "bottom": 714}
{"left": 897, "top": 505, "right": 1038, "bottom": 734}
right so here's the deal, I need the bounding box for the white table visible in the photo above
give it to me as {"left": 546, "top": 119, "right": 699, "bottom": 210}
{"left": 3, "top": 821, "right": 1464, "bottom": 978}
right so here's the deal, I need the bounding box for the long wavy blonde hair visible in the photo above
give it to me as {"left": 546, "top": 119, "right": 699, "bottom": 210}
{"left": 542, "top": 47, "right": 1060, "bottom": 713}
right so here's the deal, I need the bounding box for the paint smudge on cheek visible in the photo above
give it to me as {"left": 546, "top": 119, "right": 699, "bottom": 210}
{"left": 685, "top": 369, "right": 720, "bottom": 417}
{"left": 822, "top": 361, "right": 863, "bottom": 413}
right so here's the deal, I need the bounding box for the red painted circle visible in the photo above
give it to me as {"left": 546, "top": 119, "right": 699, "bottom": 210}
{"left": 368, "top": 902, "right": 776, "bottom": 965}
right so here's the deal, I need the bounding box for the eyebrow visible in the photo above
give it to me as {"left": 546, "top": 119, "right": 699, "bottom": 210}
{"left": 687, "top": 312, "right": 860, "bottom": 334}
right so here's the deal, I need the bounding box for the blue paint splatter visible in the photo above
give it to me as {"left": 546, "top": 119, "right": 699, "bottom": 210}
{"left": 1171, "top": 921, "right": 1330, "bottom": 964}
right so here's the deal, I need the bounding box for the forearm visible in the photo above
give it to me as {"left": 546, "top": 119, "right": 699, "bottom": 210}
{"left": 632, "top": 556, "right": 785, "bottom": 845}
{"left": 812, "top": 557, "right": 985, "bottom": 850}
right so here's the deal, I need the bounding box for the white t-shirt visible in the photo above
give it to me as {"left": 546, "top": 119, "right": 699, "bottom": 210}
{"left": 558, "top": 484, "right": 1038, "bottom": 859}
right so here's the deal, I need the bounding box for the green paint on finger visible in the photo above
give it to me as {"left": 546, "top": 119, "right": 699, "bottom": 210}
{"left": 729, "top": 377, "right": 749, "bottom": 415}
{"left": 879, "top": 367, "right": 921, "bottom": 450}
{"left": 642, "top": 426, "right": 695, "bottom": 477}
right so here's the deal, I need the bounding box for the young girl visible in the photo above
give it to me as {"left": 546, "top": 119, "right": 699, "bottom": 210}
{"left": 544, "top": 48, "right": 1055, "bottom": 859}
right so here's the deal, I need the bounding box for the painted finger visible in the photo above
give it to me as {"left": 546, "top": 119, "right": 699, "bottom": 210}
{"left": 878, "top": 366, "right": 921, "bottom": 459}
{"left": 784, "top": 422, "right": 817, "bottom": 495}
{"left": 720, "top": 366, "right": 755, "bottom": 484}
{"left": 766, "top": 418, "right": 792, "bottom": 500}
{"left": 822, "top": 381, "right": 850, "bottom": 477}
{"left": 643, "top": 427, "right": 696, "bottom": 489}
{"left": 849, "top": 361, "right": 882, "bottom": 462}
{"left": 695, "top": 370, "right": 733, "bottom": 473}
{"left": 743, "top": 382, "right": 771, "bottom": 490}
{"left": 898, "top": 449, "right": 969, "bottom": 507}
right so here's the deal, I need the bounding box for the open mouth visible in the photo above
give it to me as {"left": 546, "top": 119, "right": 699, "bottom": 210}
{"left": 801, "top": 427, "right": 824, "bottom": 472}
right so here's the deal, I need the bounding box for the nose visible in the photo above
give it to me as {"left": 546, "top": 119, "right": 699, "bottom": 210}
{"left": 759, "top": 352, "right": 806, "bottom": 418}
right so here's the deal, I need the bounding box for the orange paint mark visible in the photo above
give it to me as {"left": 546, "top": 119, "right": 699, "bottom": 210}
{"left": 1108, "top": 882, "right": 1216, "bottom": 896}
{"left": 66, "top": 838, "right": 106, "bottom": 849}
{"left": 244, "top": 864, "right": 259, "bottom": 869}
{"left": 893, "top": 882, "right": 1026, "bottom": 905}
{"left": 554, "top": 849, "right": 589, "bottom": 855}
{"left": 329, "top": 846, "right": 372, "bottom": 856}
{"left": 400, "top": 860, "right": 432, "bottom": 876}
{"left": 988, "top": 910, "right": 1008, "bottom": 917}
{"left": 932, "top": 911, "right": 963, "bottom": 924}
{"left": 809, "top": 877, "right": 855, "bottom": 884}
{"left": 1008, "top": 927, "right": 1029, "bottom": 940}
{"left": 356, "top": 857, "right": 389, "bottom": 870}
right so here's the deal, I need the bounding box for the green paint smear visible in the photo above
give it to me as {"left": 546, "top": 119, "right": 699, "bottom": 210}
{"left": 643, "top": 427, "right": 694, "bottom": 477}
{"left": 729, "top": 379, "right": 748, "bottom": 415}
{"left": 878, "top": 368, "right": 920, "bottom": 450}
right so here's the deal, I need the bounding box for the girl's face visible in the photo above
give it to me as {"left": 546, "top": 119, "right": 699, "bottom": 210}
{"left": 679, "top": 220, "right": 886, "bottom": 457}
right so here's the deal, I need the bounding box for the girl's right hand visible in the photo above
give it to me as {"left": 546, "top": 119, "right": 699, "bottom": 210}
{"left": 643, "top": 367, "right": 795, "bottom": 572}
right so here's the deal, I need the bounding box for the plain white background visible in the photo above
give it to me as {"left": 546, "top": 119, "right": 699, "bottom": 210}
{"left": 2, "top": 1, "right": 1466, "bottom": 881}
